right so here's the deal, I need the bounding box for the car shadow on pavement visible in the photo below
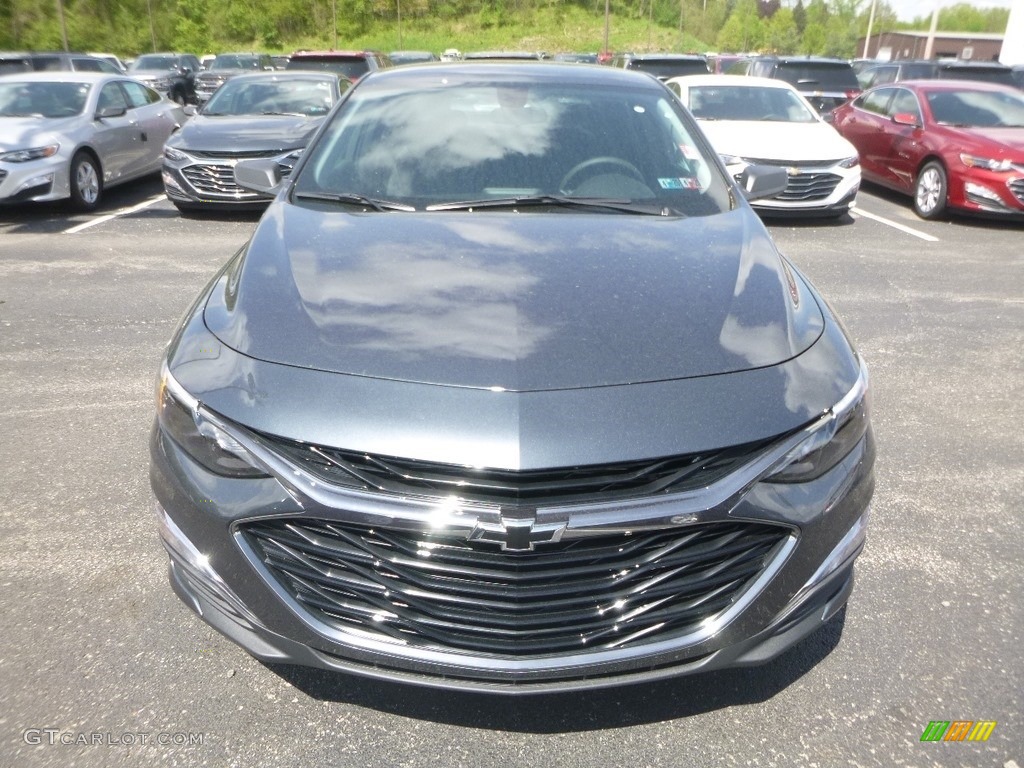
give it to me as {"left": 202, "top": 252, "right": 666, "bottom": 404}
{"left": 266, "top": 608, "right": 846, "bottom": 731}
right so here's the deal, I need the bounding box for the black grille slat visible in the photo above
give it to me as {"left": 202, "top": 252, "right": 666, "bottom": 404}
{"left": 245, "top": 519, "right": 787, "bottom": 656}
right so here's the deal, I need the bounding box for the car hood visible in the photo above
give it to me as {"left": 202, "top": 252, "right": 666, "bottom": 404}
{"left": 0, "top": 117, "right": 77, "bottom": 147}
{"left": 940, "top": 125, "right": 1024, "bottom": 157}
{"left": 203, "top": 203, "right": 824, "bottom": 392}
{"left": 170, "top": 114, "right": 323, "bottom": 152}
{"left": 697, "top": 120, "right": 857, "bottom": 162}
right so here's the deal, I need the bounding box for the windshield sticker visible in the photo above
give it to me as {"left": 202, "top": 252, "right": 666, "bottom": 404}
{"left": 659, "top": 177, "right": 702, "bottom": 190}
{"left": 679, "top": 144, "right": 700, "bottom": 160}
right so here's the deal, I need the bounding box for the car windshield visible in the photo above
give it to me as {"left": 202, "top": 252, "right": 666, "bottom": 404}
{"left": 629, "top": 59, "right": 709, "bottom": 78}
{"left": 775, "top": 62, "right": 858, "bottom": 90}
{"left": 132, "top": 55, "right": 177, "bottom": 71}
{"left": 204, "top": 78, "right": 338, "bottom": 116}
{"left": 212, "top": 55, "right": 262, "bottom": 71}
{"left": 293, "top": 77, "right": 731, "bottom": 215}
{"left": 287, "top": 57, "right": 370, "bottom": 80}
{"left": 688, "top": 85, "right": 817, "bottom": 122}
{"left": 0, "top": 81, "right": 90, "bottom": 118}
{"left": 926, "top": 88, "right": 1024, "bottom": 127}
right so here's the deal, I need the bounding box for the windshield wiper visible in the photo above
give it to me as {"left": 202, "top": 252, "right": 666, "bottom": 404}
{"left": 425, "top": 195, "right": 675, "bottom": 216}
{"left": 261, "top": 111, "right": 307, "bottom": 117}
{"left": 293, "top": 191, "right": 415, "bottom": 212}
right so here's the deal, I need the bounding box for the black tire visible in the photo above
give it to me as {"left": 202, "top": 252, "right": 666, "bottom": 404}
{"left": 69, "top": 151, "right": 101, "bottom": 211}
{"left": 913, "top": 161, "right": 947, "bottom": 220}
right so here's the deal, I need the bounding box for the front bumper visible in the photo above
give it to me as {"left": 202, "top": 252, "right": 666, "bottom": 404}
{"left": 730, "top": 161, "right": 860, "bottom": 217}
{"left": 150, "top": 399, "right": 875, "bottom": 693}
{"left": 0, "top": 155, "right": 69, "bottom": 204}
{"left": 951, "top": 168, "right": 1024, "bottom": 217}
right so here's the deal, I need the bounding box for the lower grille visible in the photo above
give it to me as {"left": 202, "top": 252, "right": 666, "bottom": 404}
{"left": 181, "top": 162, "right": 292, "bottom": 198}
{"left": 734, "top": 161, "right": 843, "bottom": 202}
{"left": 243, "top": 519, "right": 789, "bottom": 656}
{"left": 779, "top": 171, "right": 842, "bottom": 201}
{"left": 182, "top": 163, "right": 252, "bottom": 198}
{"left": 1008, "top": 178, "right": 1024, "bottom": 205}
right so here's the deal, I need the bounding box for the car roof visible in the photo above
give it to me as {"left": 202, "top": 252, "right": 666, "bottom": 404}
{"left": 359, "top": 61, "right": 668, "bottom": 88}
{"left": 221, "top": 71, "right": 345, "bottom": 84}
{"left": 291, "top": 50, "right": 374, "bottom": 58}
{"left": 892, "top": 78, "right": 1021, "bottom": 93}
{"left": 626, "top": 53, "right": 707, "bottom": 61}
{"left": 666, "top": 74, "right": 797, "bottom": 90}
{"left": 0, "top": 71, "right": 120, "bottom": 84}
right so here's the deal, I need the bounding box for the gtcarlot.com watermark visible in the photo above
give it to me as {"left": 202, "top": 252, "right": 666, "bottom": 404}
{"left": 23, "top": 729, "right": 205, "bottom": 747}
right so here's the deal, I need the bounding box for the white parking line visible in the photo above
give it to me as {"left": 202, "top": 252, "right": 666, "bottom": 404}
{"left": 63, "top": 194, "right": 165, "bottom": 234}
{"left": 851, "top": 206, "right": 940, "bottom": 242}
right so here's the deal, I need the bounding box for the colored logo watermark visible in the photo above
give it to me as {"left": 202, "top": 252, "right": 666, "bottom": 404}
{"left": 920, "top": 720, "right": 997, "bottom": 742}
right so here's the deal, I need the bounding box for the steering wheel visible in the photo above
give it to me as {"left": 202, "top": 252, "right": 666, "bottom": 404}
{"left": 559, "top": 156, "right": 645, "bottom": 193}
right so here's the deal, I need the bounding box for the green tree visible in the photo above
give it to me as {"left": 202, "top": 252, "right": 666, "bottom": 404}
{"left": 763, "top": 6, "right": 797, "bottom": 53}
{"left": 715, "top": 0, "right": 763, "bottom": 51}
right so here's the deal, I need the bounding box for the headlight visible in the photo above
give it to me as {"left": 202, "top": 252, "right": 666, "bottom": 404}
{"left": 767, "top": 360, "right": 870, "bottom": 483}
{"left": 157, "top": 365, "right": 269, "bottom": 478}
{"left": 959, "top": 153, "right": 1014, "bottom": 172}
{"left": 164, "top": 146, "right": 189, "bottom": 162}
{"left": 838, "top": 155, "right": 860, "bottom": 169}
{"left": 0, "top": 144, "right": 60, "bottom": 163}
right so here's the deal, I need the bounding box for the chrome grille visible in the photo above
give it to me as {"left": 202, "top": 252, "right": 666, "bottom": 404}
{"left": 181, "top": 161, "right": 292, "bottom": 198}
{"left": 735, "top": 167, "right": 842, "bottom": 202}
{"left": 181, "top": 163, "right": 253, "bottom": 198}
{"left": 244, "top": 519, "right": 789, "bottom": 655}
{"left": 1009, "top": 178, "right": 1024, "bottom": 205}
{"left": 261, "top": 435, "right": 772, "bottom": 505}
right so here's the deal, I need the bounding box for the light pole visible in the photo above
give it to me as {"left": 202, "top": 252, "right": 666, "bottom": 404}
{"left": 397, "top": 0, "right": 403, "bottom": 49}
{"left": 332, "top": 0, "right": 338, "bottom": 49}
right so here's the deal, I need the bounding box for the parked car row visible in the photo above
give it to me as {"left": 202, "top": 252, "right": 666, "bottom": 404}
{"left": 4, "top": 56, "right": 1023, "bottom": 221}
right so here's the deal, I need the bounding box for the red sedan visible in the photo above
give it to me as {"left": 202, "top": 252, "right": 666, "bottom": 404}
{"left": 832, "top": 80, "right": 1024, "bottom": 219}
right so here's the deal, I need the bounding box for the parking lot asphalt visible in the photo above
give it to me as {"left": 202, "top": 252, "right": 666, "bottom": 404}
{"left": 1, "top": 180, "right": 1021, "bottom": 768}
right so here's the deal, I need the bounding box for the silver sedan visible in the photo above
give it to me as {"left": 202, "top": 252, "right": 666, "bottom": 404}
{"left": 0, "top": 72, "right": 186, "bottom": 210}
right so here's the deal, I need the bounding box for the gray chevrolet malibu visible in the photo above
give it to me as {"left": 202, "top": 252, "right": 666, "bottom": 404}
{"left": 150, "top": 63, "right": 875, "bottom": 693}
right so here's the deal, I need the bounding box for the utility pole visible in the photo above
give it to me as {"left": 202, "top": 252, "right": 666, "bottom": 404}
{"left": 147, "top": 0, "right": 157, "bottom": 51}
{"left": 924, "top": 2, "right": 939, "bottom": 59}
{"left": 862, "top": 0, "right": 877, "bottom": 59}
{"left": 604, "top": 0, "right": 610, "bottom": 55}
{"left": 332, "top": 0, "right": 338, "bottom": 49}
{"left": 56, "top": 0, "right": 69, "bottom": 51}
{"left": 397, "top": 0, "right": 403, "bottom": 49}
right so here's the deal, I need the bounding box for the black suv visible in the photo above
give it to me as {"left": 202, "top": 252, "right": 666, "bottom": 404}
{"left": 128, "top": 52, "right": 202, "bottom": 104}
{"left": 285, "top": 50, "right": 391, "bottom": 81}
{"left": 194, "top": 52, "right": 274, "bottom": 103}
{"left": 610, "top": 53, "right": 711, "bottom": 80}
{"left": 858, "top": 59, "right": 1018, "bottom": 89}
{"left": 727, "top": 56, "right": 861, "bottom": 114}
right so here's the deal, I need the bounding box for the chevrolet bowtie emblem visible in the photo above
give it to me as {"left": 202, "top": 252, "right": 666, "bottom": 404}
{"left": 787, "top": 166, "right": 802, "bottom": 176}
{"left": 468, "top": 508, "right": 566, "bottom": 552}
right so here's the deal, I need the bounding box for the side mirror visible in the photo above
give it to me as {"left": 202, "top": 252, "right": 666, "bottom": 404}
{"left": 96, "top": 105, "right": 127, "bottom": 119}
{"left": 892, "top": 112, "right": 920, "bottom": 127}
{"left": 234, "top": 158, "right": 283, "bottom": 195}
{"left": 738, "top": 165, "right": 789, "bottom": 201}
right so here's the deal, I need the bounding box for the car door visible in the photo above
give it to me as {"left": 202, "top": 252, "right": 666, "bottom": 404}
{"left": 837, "top": 87, "right": 896, "bottom": 184}
{"left": 882, "top": 87, "right": 926, "bottom": 192}
{"left": 90, "top": 81, "right": 144, "bottom": 184}
{"left": 119, "top": 80, "right": 181, "bottom": 177}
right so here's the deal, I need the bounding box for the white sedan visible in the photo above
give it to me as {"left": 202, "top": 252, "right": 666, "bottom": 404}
{"left": 665, "top": 75, "right": 860, "bottom": 217}
{"left": 0, "top": 72, "right": 185, "bottom": 210}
